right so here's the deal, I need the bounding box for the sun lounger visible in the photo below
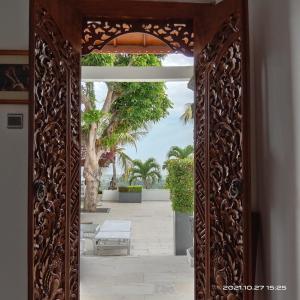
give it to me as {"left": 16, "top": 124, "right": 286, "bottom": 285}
{"left": 95, "top": 220, "right": 132, "bottom": 256}
{"left": 80, "top": 223, "right": 101, "bottom": 254}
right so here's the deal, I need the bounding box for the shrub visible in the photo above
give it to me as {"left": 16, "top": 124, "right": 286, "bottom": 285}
{"left": 118, "top": 186, "right": 143, "bottom": 193}
{"left": 166, "top": 158, "right": 194, "bottom": 214}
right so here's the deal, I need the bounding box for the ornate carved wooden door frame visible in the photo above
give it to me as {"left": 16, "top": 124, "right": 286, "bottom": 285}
{"left": 29, "top": 2, "right": 81, "bottom": 299}
{"left": 29, "top": 1, "right": 251, "bottom": 299}
{"left": 194, "top": 12, "right": 251, "bottom": 299}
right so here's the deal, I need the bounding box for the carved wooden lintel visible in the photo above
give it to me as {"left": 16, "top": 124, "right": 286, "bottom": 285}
{"left": 82, "top": 18, "right": 194, "bottom": 56}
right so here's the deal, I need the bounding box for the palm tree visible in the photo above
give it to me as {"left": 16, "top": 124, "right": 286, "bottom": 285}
{"left": 129, "top": 158, "right": 161, "bottom": 189}
{"left": 163, "top": 145, "right": 194, "bottom": 169}
{"left": 180, "top": 103, "right": 194, "bottom": 124}
{"left": 109, "top": 129, "right": 148, "bottom": 188}
{"left": 167, "top": 145, "right": 194, "bottom": 159}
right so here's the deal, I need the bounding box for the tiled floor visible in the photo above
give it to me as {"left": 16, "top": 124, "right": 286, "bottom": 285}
{"left": 80, "top": 201, "right": 174, "bottom": 256}
{"left": 80, "top": 201, "right": 194, "bottom": 300}
{"left": 80, "top": 256, "right": 194, "bottom": 300}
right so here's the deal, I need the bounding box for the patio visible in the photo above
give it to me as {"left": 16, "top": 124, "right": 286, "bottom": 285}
{"left": 80, "top": 201, "right": 174, "bottom": 256}
{"left": 80, "top": 201, "right": 194, "bottom": 299}
{"left": 80, "top": 256, "right": 194, "bottom": 300}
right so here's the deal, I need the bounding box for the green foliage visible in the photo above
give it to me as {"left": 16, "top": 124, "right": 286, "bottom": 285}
{"left": 81, "top": 53, "right": 162, "bottom": 67}
{"left": 115, "top": 147, "right": 134, "bottom": 179}
{"left": 129, "top": 158, "right": 161, "bottom": 189}
{"left": 81, "top": 53, "right": 172, "bottom": 143}
{"left": 83, "top": 109, "right": 104, "bottom": 125}
{"left": 115, "top": 54, "right": 163, "bottom": 67}
{"left": 112, "top": 81, "right": 172, "bottom": 132}
{"left": 167, "top": 145, "right": 194, "bottom": 159}
{"left": 81, "top": 53, "right": 116, "bottom": 66}
{"left": 118, "top": 186, "right": 143, "bottom": 193}
{"left": 100, "top": 132, "right": 122, "bottom": 148}
{"left": 163, "top": 145, "right": 194, "bottom": 169}
{"left": 166, "top": 158, "right": 194, "bottom": 214}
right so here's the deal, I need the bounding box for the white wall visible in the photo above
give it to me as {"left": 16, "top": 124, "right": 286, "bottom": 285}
{"left": 0, "top": 0, "right": 29, "bottom": 299}
{"left": 142, "top": 189, "right": 170, "bottom": 201}
{"left": 0, "top": 105, "right": 28, "bottom": 299}
{"left": 102, "top": 189, "right": 170, "bottom": 202}
{"left": 0, "top": 0, "right": 29, "bottom": 49}
{"left": 249, "top": 0, "right": 300, "bottom": 299}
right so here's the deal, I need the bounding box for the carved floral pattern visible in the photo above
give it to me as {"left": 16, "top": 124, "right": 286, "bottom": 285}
{"left": 195, "top": 15, "right": 247, "bottom": 299}
{"left": 31, "top": 8, "right": 80, "bottom": 300}
{"left": 69, "top": 46, "right": 81, "bottom": 299}
{"left": 82, "top": 19, "right": 194, "bottom": 56}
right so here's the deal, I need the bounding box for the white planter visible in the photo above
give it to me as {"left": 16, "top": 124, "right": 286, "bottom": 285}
{"left": 103, "top": 190, "right": 119, "bottom": 201}
{"left": 142, "top": 189, "right": 170, "bottom": 201}
{"left": 102, "top": 189, "right": 170, "bottom": 202}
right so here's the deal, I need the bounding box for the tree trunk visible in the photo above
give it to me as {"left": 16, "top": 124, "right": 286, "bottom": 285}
{"left": 84, "top": 178, "right": 99, "bottom": 211}
{"left": 112, "top": 157, "right": 117, "bottom": 189}
{"left": 83, "top": 155, "right": 101, "bottom": 211}
{"left": 82, "top": 83, "right": 116, "bottom": 211}
{"left": 144, "top": 178, "right": 150, "bottom": 189}
{"left": 83, "top": 121, "right": 101, "bottom": 212}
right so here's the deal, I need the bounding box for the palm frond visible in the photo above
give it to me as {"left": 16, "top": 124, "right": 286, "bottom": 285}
{"left": 128, "top": 158, "right": 162, "bottom": 189}
{"left": 180, "top": 103, "right": 194, "bottom": 124}
{"left": 167, "top": 145, "right": 194, "bottom": 159}
{"left": 129, "top": 175, "right": 141, "bottom": 185}
{"left": 117, "top": 150, "right": 133, "bottom": 175}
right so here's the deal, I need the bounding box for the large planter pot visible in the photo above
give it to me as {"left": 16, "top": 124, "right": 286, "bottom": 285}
{"left": 174, "top": 212, "right": 193, "bottom": 255}
{"left": 119, "top": 192, "right": 142, "bottom": 203}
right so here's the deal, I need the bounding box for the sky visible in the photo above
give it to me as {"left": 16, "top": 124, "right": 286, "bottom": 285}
{"left": 93, "top": 54, "right": 194, "bottom": 175}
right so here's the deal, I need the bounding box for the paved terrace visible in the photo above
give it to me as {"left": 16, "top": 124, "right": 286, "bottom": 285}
{"left": 80, "top": 201, "right": 194, "bottom": 300}
{"left": 80, "top": 201, "right": 174, "bottom": 256}
{"left": 81, "top": 256, "right": 194, "bottom": 300}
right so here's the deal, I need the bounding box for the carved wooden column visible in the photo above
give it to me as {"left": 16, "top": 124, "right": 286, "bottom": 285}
{"left": 29, "top": 7, "right": 80, "bottom": 299}
{"left": 194, "top": 14, "right": 251, "bottom": 299}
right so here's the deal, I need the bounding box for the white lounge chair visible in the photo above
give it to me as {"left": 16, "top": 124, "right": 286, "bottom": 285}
{"left": 80, "top": 223, "right": 101, "bottom": 254}
{"left": 95, "top": 220, "right": 132, "bottom": 256}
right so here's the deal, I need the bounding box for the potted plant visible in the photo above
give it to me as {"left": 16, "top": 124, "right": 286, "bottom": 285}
{"left": 166, "top": 158, "right": 194, "bottom": 255}
{"left": 118, "top": 186, "right": 143, "bottom": 203}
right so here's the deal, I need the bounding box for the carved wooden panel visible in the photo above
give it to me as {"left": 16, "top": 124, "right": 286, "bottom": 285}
{"left": 30, "top": 7, "right": 80, "bottom": 300}
{"left": 195, "top": 15, "right": 250, "bottom": 299}
{"left": 82, "top": 19, "right": 194, "bottom": 56}
{"left": 69, "top": 39, "right": 81, "bottom": 299}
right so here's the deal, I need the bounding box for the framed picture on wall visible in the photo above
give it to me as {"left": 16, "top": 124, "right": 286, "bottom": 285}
{"left": 0, "top": 50, "right": 29, "bottom": 104}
